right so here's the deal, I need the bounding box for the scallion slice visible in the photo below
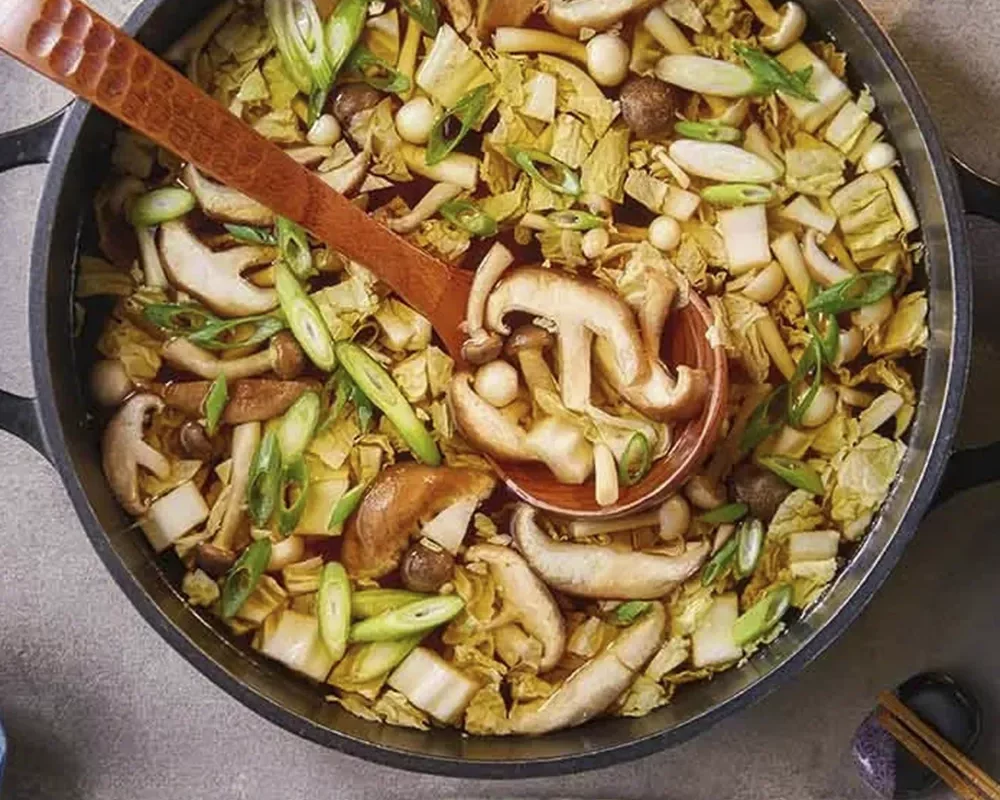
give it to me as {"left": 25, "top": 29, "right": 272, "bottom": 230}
{"left": 220, "top": 538, "right": 272, "bottom": 619}
{"left": 247, "top": 430, "right": 282, "bottom": 527}
{"left": 701, "top": 535, "right": 738, "bottom": 586}
{"left": 546, "top": 209, "right": 605, "bottom": 231}
{"left": 787, "top": 337, "right": 824, "bottom": 428}
{"left": 277, "top": 391, "right": 321, "bottom": 460}
{"left": 740, "top": 384, "right": 790, "bottom": 454}
{"left": 807, "top": 272, "right": 898, "bottom": 315}
{"left": 224, "top": 224, "right": 277, "bottom": 245}
{"left": 329, "top": 483, "right": 367, "bottom": 527}
{"left": 614, "top": 600, "right": 652, "bottom": 625}
{"left": 399, "top": 0, "right": 438, "bottom": 35}
{"left": 733, "top": 584, "right": 793, "bottom": 646}
{"left": 345, "top": 45, "right": 412, "bottom": 94}
{"left": 349, "top": 595, "right": 464, "bottom": 642}
{"left": 618, "top": 432, "right": 652, "bottom": 487}
{"left": 675, "top": 120, "right": 742, "bottom": 143}
{"left": 277, "top": 456, "right": 309, "bottom": 534}
{"left": 699, "top": 503, "right": 749, "bottom": 524}
{"left": 275, "top": 263, "right": 336, "bottom": 371}
{"left": 758, "top": 455, "right": 825, "bottom": 495}
{"left": 439, "top": 199, "right": 497, "bottom": 237}
{"left": 128, "top": 187, "right": 196, "bottom": 227}
{"left": 352, "top": 589, "right": 430, "bottom": 620}
{"left": 701, "top": 183, "right": 775, "bottom": 206}
{"left": 735, "top": 518, "right": 764, "bottom": 578}
{"left": 507, "top": 146, "right": 581, "bottom": 196}
{"left": 735, "top": 44, "right": 818, "bottom": 102}
{"left": 426, "top": 85, "right": 490, "bottom": 166}
{"left": 276, "top": 216, "right": 315, "bottom": 280}
{"left": 317, "top": 562, "right": 351, "bottom": 662}
{"left": 203, "top": 374, "right": 228, "bottom": 436}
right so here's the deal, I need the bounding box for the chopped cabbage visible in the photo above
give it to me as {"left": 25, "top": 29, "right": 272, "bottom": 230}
{"left": 536, "top": 55, "right": 618, "bottom": 137}
{"left": 669, "top": 581, "right": 715, "bottom": 637}
{"left": 374, "top": 297, "right": 433, "bottom": 351}
{"left": 312, "top": 273, "right": 380, "bottom": 340}
{"left": 373, "top": 689, "right": 431, "bottom": 730}
{"left": 784, "top": 133, "right": 846, "bottom": 197}
{"left": 549, "top": 114, "right": 597, "bottom": 169}
{"left": 76, "top": 256, "right": 134, "bottom": 298}
{"left": 830, "top": 434, "right": 905, "bottom": 536}
{"left": 868, "top": 292, "right": 929, "bottom": 357}
{"left": 465, "top": 686, "right": 510, "bottom": 735}
{"left": 478, "top": 175, "right": 530, "bottom": 222}
{"left": 768, "top": 490, "right": 825, "bottom": 540}
{"left": 616, "top": 674, "right": 671, "bottom": 717}
{"left": 416, "top": 24, "right": 493, "bottom": 108}
{"left": 720, "top": 294, "right": 772, "bottom": 384}
{"left": 182, "top": 569, "right": 220, "bottom": 607}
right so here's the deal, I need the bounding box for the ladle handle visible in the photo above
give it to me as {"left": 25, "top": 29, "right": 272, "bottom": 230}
{"left": 0, "top": 0, "right": 469, "bottom": 353}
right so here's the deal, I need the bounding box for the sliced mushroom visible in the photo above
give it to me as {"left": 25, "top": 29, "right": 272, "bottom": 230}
{"left": 213, "top": 421, "right": 261, "bottom": 552}
{"left": 179, "top": 421, "right": 214, "bottom": 461}
{"left": 158, "top": 221, "right": 278, "bottom": 317}
{"left": 400, "top": 538, "right": 456, "bottom": 592}
{"left": 546, "top": 0, "right": 661, "bottom": 36}
{"left": 161, "top": 379, "right": 319, "bottom": 424}
{"left": 465, "top": 544, "right": 566, "bottom": 671}
{"left": 485, "top": 268, "right": 647, "bottom": 411}
{"left": 509, "top": 602, "right": 666, "bottom": 734}
{"left": 743, "top": 0, "right": 807, "bottom": 51}
{"left": 388, "top": 183, "right": 464, "bottom": 235}
{"left": 511, "top": 505, "right": 709, "bottom": 599}
{"left": 448, "top": 372, "right": 538, "bottom": 462}
{"left": 135, "top": 225, "right": 168, "bottom": 288}
{"left": 182, "top": 165, "right": 274, "bottom": 226}
{"left": 341, "top": 464, "right": 496, "bottom": 580}
{"left": 102, "top": 394, "right": 172, "bottom": 516}
{"left": 802, "top": 230, "right": 853, "bottom": 287}
{"left": 525, "top": 417, "right": 595, "bottom": 485}
{"left": 161, "top": 332, "right": 304, "bottom": 381}
{"left": 463, "top": 243, "right": 515, "bottom": 365}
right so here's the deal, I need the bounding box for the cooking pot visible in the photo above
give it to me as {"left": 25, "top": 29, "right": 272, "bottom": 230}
{"left": 2, "top": 0, "right": 1000, "bottom": 778}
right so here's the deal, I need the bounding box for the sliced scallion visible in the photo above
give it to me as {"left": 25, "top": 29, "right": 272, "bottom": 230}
{"left": 220, "top": 538, "right": 272, "bottom": 619}
{"left": 352, "top": 589, "right": 430, "bottom": 620}
{"left": 247, "top": 430, "right": 282, "bottom": 527}
{"left": 128, "top": 187, "right": 196, "bottom": 227}
{"left": 224, "top": 224, "right": 278, "bottom": 245}
{"left": 143, "top": 303, "right": 287, "bottom": 351}
{"left": 345, "top": 45, "right": 412, "bottom": 94}
{"left": 203, "top": 374, "right": 228, "bottom": 436}
{"left": 507, "top": 146, "right": 581, "bottom": 196}
{"left": 277, "top": 456, "right": 310, "bottom": 534}
{"left": 733, "top": 584, "right": 793, "bottom": 646}
{"left": 266, "top": 0, "right": 335, "bottom": 122}
{"left": 740, "top": 384, "right": 790, "bottom": 454}
{"left": 317, "top": 562, "right": 352, "bottom": 662}
{"left": 787, "top": 338, "right": 824, "bottom": 428}
{"left": 618, "top": 432, "right": 652, "bottom": 487}
{"left": 807, "top": 272, "right": 898, "bottom": 315}
{"left": 675, "top": 120, "right": 742, "bottom": 143}
{"left": 399, "top": 0, "right": 438, "bottom": 35}
{"left": 276, "top": 216, "right": 315, "bottom": 280}
{"left": 758, "top": 455, "right": 825, "bottom": 495}
{"left": 701, "top": 184, "right": 775, "bottom": 206}
{"left": 328, "top": 483, "right": 367, "bottom": 527}
{"left": 275, "top": 262, "right": 336, "bottom": 371}
{"left": 349, "top": 595, "right": 464, "bottom": 642}
{"left": 699, "top": 503, "right": 749, "bottom": 525}
{"left": 426, "top": 85, "right": 490, "bottom": 166}
{"left": 439, "top": 199, "right": 497, "bottom": 237}
{"left": 546, "top": 209, "right": 605, "bottom": 231}
{"left": 701, "top": 535, "right": 738, "bottom": 586}
{"left": 735, "top": 45, "right": 817, "bottom": 102}
{"left": 807, "top": 302, "right": 840, "bottom": 365}
{"left": 735, "top": 518, "right": 764, "bottom": 579}
{"left": 277, "top": 391, "right": 321, "bottom": 460}
{"left": 614, "top": 600, "right": 652, "bottom": 625}
{"left": 320, "top": 0, "right": 368, "bottom": 118}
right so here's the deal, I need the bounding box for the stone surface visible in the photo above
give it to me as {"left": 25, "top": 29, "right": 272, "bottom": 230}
{"left": 2, "top": 1, "right": 1000, "bottom": 798}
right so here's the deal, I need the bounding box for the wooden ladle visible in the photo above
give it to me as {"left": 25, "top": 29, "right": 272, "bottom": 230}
{"left": 0, "top": 0, "right": 728, "bottom": 517}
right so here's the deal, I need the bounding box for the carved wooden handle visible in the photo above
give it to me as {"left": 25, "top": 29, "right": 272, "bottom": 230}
{"left": 0, "top": 0, "right": 470, "bottom": 355}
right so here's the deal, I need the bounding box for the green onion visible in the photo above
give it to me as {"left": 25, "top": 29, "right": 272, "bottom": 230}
{"left": 614, "top": 600, "right": 652, "bottom": 625}
{"left": 546, "top": 210, "right": 605, "bottom": 231}
{"left": 352, "top": 589, "right": 430, "bottom": 619}
{"left": 740, "top": 384, "right": 790, "bottom": 453}
{"left": 329, "top": 483, "right": 367, "bottom": 527}
{"left": 735, "top": 44, "right": 818, "bottom": 102}
{"left": 426, "top": 85, "right": 490, "bottom": 167}
{"left": 733, "top": 584, "right": 792, "bottom": 646}
{"left": 266, "top": 0, "right": 335, "bottom": 122}
{"left": 701, "top": 535, "right": 738, "bottom": 586}
{"left": 321, "top": 0, "right": 368, "bottom": 117}
{"left": 128, "top": 187, "right": 196, "bottom": 227}
{"left": 277, "top": 456, "right": 310, "bottom": 534}
{"left": 275, "top": 262, "right": 336, "bottom": 371}
{"left": 345, "top": 45, "right": 412, "bottom": 94}
{"left": 277, "top": 391, "right": 321, "bottom": 461}
{"left": 807, "top": 272, "right": 898, "bottom": 315}
{"left": 143, "top": 304, "right": 286, "bottom": 351}
{"left": 335, "top": 341, "right": 441, "bottom": 465}
{"left": 224, "top": 224, "right": 278, "bottom": 245}
{"left": 247, "top": 430, "right": 282, "bottom": 527}
{"left": 698, "top": 502, "right": 749, "bottom": 524}
{"left": 807, "top": 302, "right": 840, "bottom": 365}
{"left": 758, "top": 455, "right": 825, "bottom": 495}
{"left": 317, "top": 562, "right": 352, "bottom": 662}
{"left": 735, "top": 518, "right": 764, "bottom": 578}
{"left": 439, "top": 199, "right": 497, "bottom": 237}
{"left": 336, "top": 636, "right": 423, "bottom": 682}
{"left": 349, "top": 595, "right": 464, "bottom": 642}
{"left": 399, "top": 0, "right": 438, "bottom": 35}
{"left": 674, "top": 120, "right": 742, "bottom": 143}
{"left": 203, "top": 374, "right": 228, "bottom": 436}
{"left": 787, "top": 338, "right": 824, "bottom": 428}
{"left": 701, "top": 183, "right": 775, "bottom": 206}
{"left": 220, "top": 538, "right": 272, "bottom": 619}
{"left": 507, "top": 146, "right": 581, "bottom": 196}
{"left": 618, "top": 432, "right": 652, "bottom": 487}
{"left": 276, "top": 216, "right": 315, "bottom": 280}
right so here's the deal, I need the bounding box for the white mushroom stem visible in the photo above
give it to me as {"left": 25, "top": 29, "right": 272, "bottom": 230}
{"left": 803, "top": 230, "right": 854, "bottom": 286}
{"left": 135, "top": 226, "right": 168, "bottom": 288}
{"left": 465, "top": 545, "right": 566, "bottom": 671}
{"left": 755, "top": 316, "right": 797, "bottom": 380}
{"left": 213, "top": 422, "right": 261, "bottom": 551}
{"left": 448, "top": 373, "right": 538, "bottom": 462}
{"left": 546, "top": 0, "right": 661, "bottom": 36}
{"left": 758, "top": 3, "right": 807, "bottom": 51}
{"left": 835, "top": 327, "right": 864, "bottom": 366}
{"left": 684, "top": 473, "right": 726, "bottom": 510}
{"left": 593, "top": 443, "right": 620, "bottom": 507}
{"left": 637, "top": 270, "right": 677, "bottom": 363}
{"left": 512, "top": 505, "right": 709, "bottom": 599}
{"left": 463, "top": 243, "right": 515, "bottom": 365}
{"left": 102, "top": 394, "right": 172, "bottom": 516}
{"left": 643, "top": 7, "right": 693, "bottom": 54}
{"left": 509, "top": 603, "right": 666, "bottom": 734}
{"left": 162, "top": 339, "right": 272, "bottom": 381}
{"left": 158, "top": 221, "right": 278, "bottom": 317}
{"left": 525, "top": 417, "right": 595, "bottom": 485}
{"left": 493, "top": 27, "right": 587, "bottom": 64}
{"left": 388, "top": 183, "right": 464, "bottom": 235}
{"left": 183, "top": 165, "right": 274, "bottom": 226}
{"left": 771, "top": 231, "right": 812, "bottom": 304}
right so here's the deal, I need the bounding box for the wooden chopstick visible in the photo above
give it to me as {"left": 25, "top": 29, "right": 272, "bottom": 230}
{"left": 877, "top": 691, "right": 1000, "bottom": 800}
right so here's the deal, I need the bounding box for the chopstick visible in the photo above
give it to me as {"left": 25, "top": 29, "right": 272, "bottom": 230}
{"left": 877, "top": 691, "right": 1000, "bottom": 800}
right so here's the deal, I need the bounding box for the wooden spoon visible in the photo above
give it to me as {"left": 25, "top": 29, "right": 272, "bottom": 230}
{"left": 0, "top": 0, "right": 728, "bottom": 517}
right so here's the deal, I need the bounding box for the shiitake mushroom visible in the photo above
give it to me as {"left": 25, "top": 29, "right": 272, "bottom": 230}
{"left": 729, "top": 462, "right": 793, "bottom": 523}
{"left": 619, "top": 77, "right": 679, "bottom": 138}
{"left": 400, "top": 538, "right": 455, "bottom": 593}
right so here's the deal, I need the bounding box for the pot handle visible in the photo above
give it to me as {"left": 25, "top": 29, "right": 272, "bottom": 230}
{"left": 933, "top": 157, "right": 1000, "bottom": 503}
{"left": 0, "top": 107, "right": 68, "bottom": 461}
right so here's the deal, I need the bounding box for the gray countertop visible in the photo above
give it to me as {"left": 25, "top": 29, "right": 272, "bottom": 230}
{"left": 2, "top": 2, "right": 1000, "bottom": 798}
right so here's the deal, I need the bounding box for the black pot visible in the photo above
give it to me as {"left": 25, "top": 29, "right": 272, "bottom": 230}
{"left": 2, "top": 0, "right": 1000, "bottom": 779}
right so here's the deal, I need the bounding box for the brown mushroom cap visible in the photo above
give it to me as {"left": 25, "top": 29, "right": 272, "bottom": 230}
{"left": 195, "top": 542, "right": 237, "bottom": 578}
{"left": 179, "top": 421, "right": 214, "bottom": 460}
{"left": 461, "top": 330, "right": 505, "bottom": 365}
{"left": 620, "top": 77, "right": 679, "bottom": 138}
{"left": 503, "top": 324, "right": 554, "bottom": 358}
{"left": 342, "top": 464, "right": 496, "bottom": 580}
{"left": 269, "top": 332, "right": 306, "bottom": 380}
{"left": 161, "top": 379, "right": 321, "bottom": 424}
{"left": 729, "top": 462, "right": 793, "bottom": 522}
{"left": 400, "top": 539, "right": 456, "bottom": 592}
{"left": 332, "top": 84, "right": 384, "bottom": 127}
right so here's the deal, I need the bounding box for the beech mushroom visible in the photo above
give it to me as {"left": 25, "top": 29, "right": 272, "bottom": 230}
{"left": 511, "top": 505, "right": 709, "bottom": 599}
{"left": 485, "top": 268, "right": 647, "bottom": 412}
{"left": 161, "top": 332, "right": 304, "bottom": 381}
{"left": 493, "top": 27, "right": 587, "bottom": 64}
{"left": 341, "top": 464, "right": 495, "bottom": 580}
{"left": 158, "top": 221, "right": 278, "bottom": 317}
{"left": 473, "top": 360, "right": 520, "bottom": 408}
{"left": 802, "top": 230, "right": 853, "bottom": 287}
{"left": 684, "top": 473, "right": 726, "bottom": 510}
{"left": 525, "top": 417, "right": 595, "bottom": 485}
{"left": 545, "top": 0, "right": 660, "bottom": 36}
{"left": 400, "top": 538, "right": 456, "bottom": 592}
{"left": 504, "top": 325, "right": 557, "bottom": 401}
{"left": 508, "top": 602, "right": 666, "bottom": 734}
{"left": 743, "top": 0, "right": 807, "bottom": 51}
{"left": 179, "top": 421, "right": 213, "bottom": 460}
{"left": 585, "top": 34, "right": 631, "bottom": 88}
{"left": 593, "top": 442, "right": 619, "bottom": 507}
{"left": 90, "top": 359, "right": 134, "bottom": 407}
{"left": 728, "top": 462, "right": 792, "bottom": 522}
{"left": 465, "top": 544, "right": 566, "bottom": 671}
{"left": 395, "top": 98, "right": 437, "bottom": 145}
{"left": 619, "top": 77, "right": 678, "bottom": 138}
{"left": 182, "top": 165, "right": 273, "bottom": 226}
{"left": 162, "top": 379, "right": 319, "bottom": 424}
{"left": 448, "top": 372, "right": 538, "bottom": 462}
{"left": 212, "top": 421, "right": 261, "bottom": 552}
{"left": 102, "top": 394, "right": 172, "bottom": 516}
{"left": 463, "top": 243, "right": 515, "bottom": 365}
{"left": 648, "top": 215, "right": 682, "bottom": 253}
{"left": 332, "top": 84, "right": 384, "bottom": 127}
{"left": 388, "top": 183, "right": 464, "bottom": 235}
{"left": 135, "top": 226, "right": 168, "bottom": 289}
{"left": 307, "top": 114, "right": 341, "bottom": 147}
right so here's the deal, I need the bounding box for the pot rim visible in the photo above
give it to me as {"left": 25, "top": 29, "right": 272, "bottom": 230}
{"left": 25, "top": 0, "right": 972, "bottom": 779}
